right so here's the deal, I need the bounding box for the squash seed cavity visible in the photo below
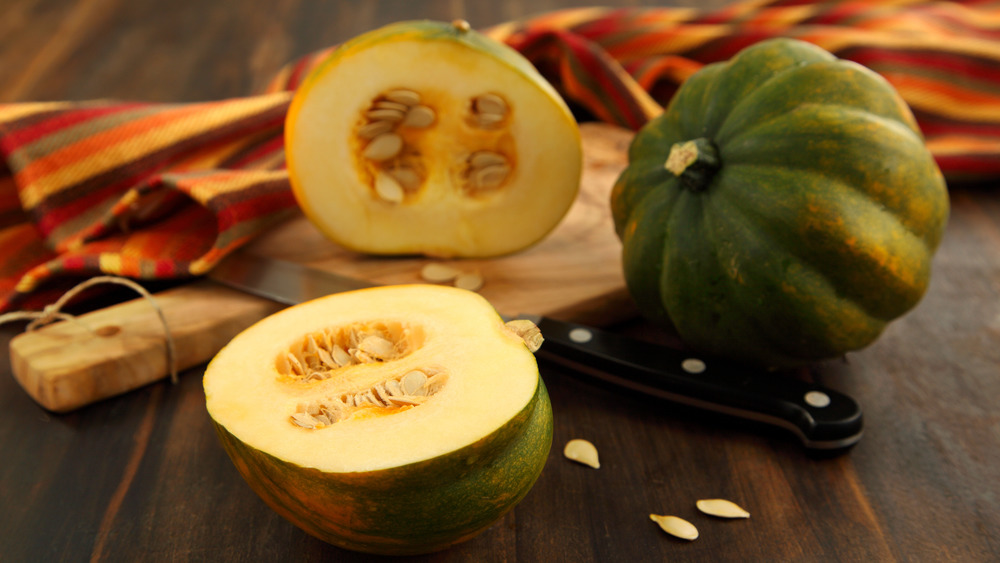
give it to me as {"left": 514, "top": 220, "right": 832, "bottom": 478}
{"left": 277, "top": 320, "right": 457, "bottom": 429}
{"left": 290, "top": 367, "right": 450, "bottom": 429}
{"left": 563, "top": 438, "right": 600, "bottom": 468}
{"left": 696, "top": 498, "right": 750, "bottom": 519}
{"left": 356, "top": 88, "right": 516, "bottom": 203}
{"left": 276, "top": 320, "right": 425, "bottom": 382}
{"left": 650, "top": 514, "right": 699, "bottom": 541}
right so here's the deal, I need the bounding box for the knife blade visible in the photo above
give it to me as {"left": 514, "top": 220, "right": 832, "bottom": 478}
{"left": 209, "top": 252, "right": 863, "bottom": 451}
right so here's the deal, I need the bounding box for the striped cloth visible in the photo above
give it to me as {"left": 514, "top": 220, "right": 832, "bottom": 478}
{"left": 2, "top": 0, "right": 999, "bottom": 313}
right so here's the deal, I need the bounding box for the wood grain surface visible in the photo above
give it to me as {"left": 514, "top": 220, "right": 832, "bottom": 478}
{"left": 1, "top": 1, "right": 999, "bottom": 562}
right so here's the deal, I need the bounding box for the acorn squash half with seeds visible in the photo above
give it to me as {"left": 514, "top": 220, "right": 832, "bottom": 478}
{"left": 285, "top": 19, "right": 582, "bottom": 258}
{"left": 204, "top": 284, "right": 553, "bottom": 555}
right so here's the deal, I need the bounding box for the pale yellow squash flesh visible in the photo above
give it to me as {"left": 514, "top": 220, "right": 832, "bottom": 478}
{"left": 285, "top": 22, "right": 582, "bottom": 257}
{"left": 203, "top": 285, "right": 540, "bottom": 473}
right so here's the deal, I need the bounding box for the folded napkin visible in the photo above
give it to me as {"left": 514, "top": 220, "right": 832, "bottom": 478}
{"left": 2, "top": 0, "right": 998, "bottom": 314}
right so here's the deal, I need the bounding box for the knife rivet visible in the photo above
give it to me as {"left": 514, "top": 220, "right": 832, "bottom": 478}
{"left": 569, "top": 328, "right": 593, "bottom": 343}
{"left": 681, "top": 358, "right": 706, "bottom": 374}
{"left": 804, "top": 391, "right": 831, "bottom": 408}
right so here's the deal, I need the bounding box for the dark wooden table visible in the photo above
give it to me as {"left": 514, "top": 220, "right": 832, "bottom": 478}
{"left": 2, "top": 1, "right": 998, "bottom": 561}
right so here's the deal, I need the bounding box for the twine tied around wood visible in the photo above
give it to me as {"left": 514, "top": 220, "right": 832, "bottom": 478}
{"left": 0, "top": 276, "right": 178, "bottom": 384}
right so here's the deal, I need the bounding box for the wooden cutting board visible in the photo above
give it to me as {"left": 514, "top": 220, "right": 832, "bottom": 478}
{"left": 9, "top": 123, "right": 638, "bottom": 412}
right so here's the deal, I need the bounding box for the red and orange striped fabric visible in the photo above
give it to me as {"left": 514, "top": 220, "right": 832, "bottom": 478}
{"left": 2, "top": 0, "right": 999, "bottom": 313}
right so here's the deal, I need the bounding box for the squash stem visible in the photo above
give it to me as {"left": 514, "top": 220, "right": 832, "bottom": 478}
{"left": 664, "top": 138, "right": 720, "bottom": 192}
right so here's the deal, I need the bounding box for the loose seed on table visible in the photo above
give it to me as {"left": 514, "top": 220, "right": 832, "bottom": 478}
{"left": 563, "top": 438, "right": 600, "bottom": 468}
{"left": 453, "top": 271, "right": 484, "bottom": 292}
{"left": 420, "top": 263, "right": 462, "bottom": 283}
{"left": 696, "top": 499, "right": 750, "bottom": 519}
{"left": 650, "top": 515, "right": 699, "bottom": 541}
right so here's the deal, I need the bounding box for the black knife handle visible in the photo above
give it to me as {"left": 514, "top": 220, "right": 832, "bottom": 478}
{"left": 527, "top": 316, "right": 863, "bottom": 451}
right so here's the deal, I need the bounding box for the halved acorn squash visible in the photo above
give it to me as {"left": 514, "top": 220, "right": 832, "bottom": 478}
{"left": 285, "top": 20, "right": 582, "bottom": 258}
{"left": 204, "top": 284, "right": 552, "bottom": 555}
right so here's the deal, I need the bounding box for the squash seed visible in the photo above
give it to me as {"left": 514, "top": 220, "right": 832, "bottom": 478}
{"left": 358, "top": 335, "right": 396, "bottom": 360}
{"left": 373, "top": 383, "right": 392, "bottom": 405}
{"left": 403, "top": 105, "right": 436, "bottom": 128}
{"left": 384, "top": 379, "right": 403, "bottom": 397}
{"left": 423, "top": 372, "right": 449, "bottom": 395}
{"left": 401, "top": 370, "right": 429, "bottom": 395}
{"left": 474, "top": 93, "right": 507, "bottom": 117}
{"left": 331, "top": 344, "right": 353, "bottom": 367}
{"left": 286, "top": 352, "right": 305, "bottom": 376}
{"left": 316, "top": 346, "right": 338, "bottom": 369}
{"left": 374, "top": 100, "right": 410, "bottom": 113}
{"left": 420, "top": 263, "right": 462, "bottom": 283}
{"left": 563, "top": 438, "right": 600, "bottom": 468}
{"left": 384, "top": 88, "right": 421, "bottom": 106}
{"left": 696, "top": 499, "right": 750, "bottom": 519}
{"left": 387, "top": 166, "right": 421, "bottom": 190}
{"left": 387, "top": 395, "right": 426, "bottom": 406}
{"left": 469, "top": 150, "right": 507, "bottom": 169}
{"left": 471, "top": 163, "right": 510, "bottom": 190}
{"left": 374, "top": 171, "right": 405, "bottom": 203}
{"left": 504, "top": 319, "right": 544, "bottom": 352}
{"left": 474, "top": 113, "right": 505, "bottom": 128}
{"left": 454, "top": 271, "right": 484, "bottom": 292}
{"left": 290, "top": 412, "right": 319, "bottom": 429}
{"left": 650, "top": 514, "right": 699, "bottom": 541}
{"left": 366, "top": 107, "right": 406, "bottom": 123}
{"left": 358, "top": 120, "right": 394, "bottom": 139}
{"left": 363, "top": 132, "right": 403, "bottom": 161}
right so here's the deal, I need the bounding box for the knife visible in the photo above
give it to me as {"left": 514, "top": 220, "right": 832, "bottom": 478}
{"left": 208, "top": 252, "right": 863, "bottom": 451}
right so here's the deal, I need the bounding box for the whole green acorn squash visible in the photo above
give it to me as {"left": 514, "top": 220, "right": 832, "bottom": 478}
{"left": 611, "top": 38, "right": 949, "bottom": 368}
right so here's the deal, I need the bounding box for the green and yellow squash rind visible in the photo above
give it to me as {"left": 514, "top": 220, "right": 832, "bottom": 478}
{"left": 212, "top": 380, "right": 551, "bottom": 555}
{"left": 611, "top": 38, "right": 949, "bottom": 368}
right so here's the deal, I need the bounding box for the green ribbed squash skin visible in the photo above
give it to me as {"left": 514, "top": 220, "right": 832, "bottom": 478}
{"left": 213, "top": 380, "right": 552, "bottom": 556}
{"left": 611, "top": 38, "right": 949, "bottom": 368}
